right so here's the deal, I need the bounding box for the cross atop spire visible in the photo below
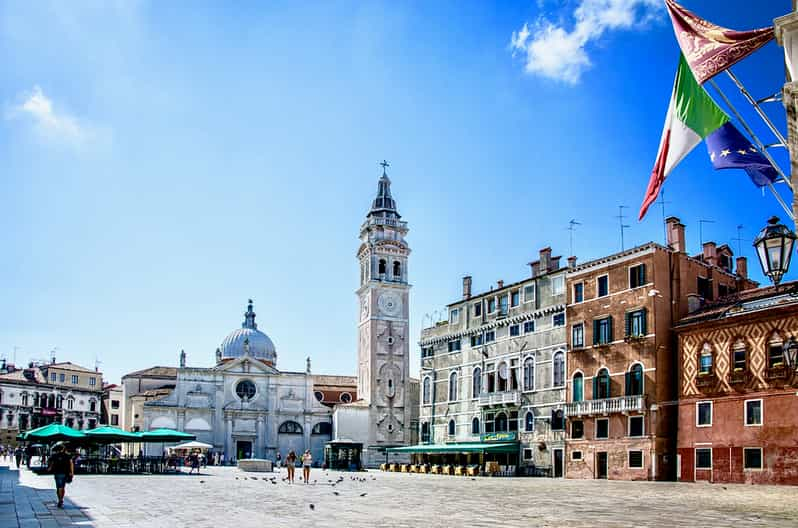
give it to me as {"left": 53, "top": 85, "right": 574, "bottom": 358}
{"left": 380, "top": 160, "right": 390, "bottom": 176}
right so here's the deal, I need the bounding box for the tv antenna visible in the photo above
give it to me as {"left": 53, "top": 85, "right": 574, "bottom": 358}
{"left": 615, "top": 206, "right": 630, "bottom": 251}
{"left": 567, "top": 219, "right": 581, "bottom": 257}
{"left": 732, "top": 225, "right": 745, "bottom": 256}
{"left": 699, "top": 219, "right": 715, "bottom": 247}
{"left": 655, "top": 191, "right": 671, "bottom": 245}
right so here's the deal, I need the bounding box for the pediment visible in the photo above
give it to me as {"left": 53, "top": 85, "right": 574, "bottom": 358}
{"left": 216, "top": 355, "right": 278, "bottom": 375}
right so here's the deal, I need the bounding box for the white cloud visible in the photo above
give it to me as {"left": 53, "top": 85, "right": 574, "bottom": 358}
{"left": 5, "top": 85, "right": 109, "bottom": 149}
{"left": 511, "top": 0, "right": 662, "bottom": 85}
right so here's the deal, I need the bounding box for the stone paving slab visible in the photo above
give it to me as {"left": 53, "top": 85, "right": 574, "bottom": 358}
{"left": 3, "top": 461, "right": 798, "bottom": 527}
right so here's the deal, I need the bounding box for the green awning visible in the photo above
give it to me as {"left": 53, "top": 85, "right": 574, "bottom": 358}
{"left": 84, "top": 426, "right": 142, "bottom": 443}
{"left": 385, "top": 442, "right": 518, "bottom": 454}
{"left": 138, "top": 428, "right": 195, "bottom": 443}
{"left": 23, "top": 424, "right": 86, "bottom": 442}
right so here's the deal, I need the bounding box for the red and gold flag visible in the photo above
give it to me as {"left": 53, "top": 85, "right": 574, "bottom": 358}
{"left": 665, "top": 0, "right": 774, "bottom": 84}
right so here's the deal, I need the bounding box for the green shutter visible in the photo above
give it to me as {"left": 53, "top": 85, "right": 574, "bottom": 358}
{"left": 592, "top": 376, "right": 598, "bottom": 400}
{"left": 640, "top": 308, "right": 647, "bottom": 336}
{"left": 593, "top": 320, "right": 599, "bottom": 345}
{"left": 640, "top": 264, "right": 646, "bottom": 285}
{"left": 608, "top": 316, "right": 613, "bottom": 342}
{"left": 625, "top": 312, "right": 631, "bottom": 337}
{"left": 625, "top": 372, "right": 631, "bottom": 396}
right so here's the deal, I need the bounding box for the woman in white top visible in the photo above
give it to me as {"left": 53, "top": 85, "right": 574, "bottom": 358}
{"left": 302, "top": 450, "right": 312, "bottom": 484}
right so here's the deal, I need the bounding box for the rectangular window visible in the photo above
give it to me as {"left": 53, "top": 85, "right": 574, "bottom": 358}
{"left": 733, "top": 347, "right": 746, "bottom": 370}
{"left": 743, "top": 448, "right": 763, "bottom": 470}
{"left": 448, "top": 339, "right": 461, "bottom": 352}
{"left": 488, "top": 298, "right": 496, "bottom": 313}
{"left": 71, "top": 375, "right": 78, "bottom": 384}
{"left": 511, "top": 291, "right": 520, "bottom": 307}
{"left": 523, "top": 320, "right": 535, "bottom": 334}
{"left": 768, "top": 343, "right": 784, "bottom": 368}
{"left": 594, "top": 316, "right": 613, "bottom": 345}
{"left": 597, "top": 275, "right": 609, "bottom": 298}
{"left": 111, "top": 400, "right": 120, "bottom": 410}
{"left": 697, "top": 402, "right": 712, "bottom": 427}
{"left": 628, "top": 450, "right": 644, "bottom": 469}
{"left": 59, "top": 373, "right": 65, "bottom": 383}
{"left": 572, "top": 323, "right": 584, "bottom": 348}
{"left": 745, "top": 399, "right": 762, "bottom": 426}
{"left": 629, "top": 264, "right": 646, "bottom": 289}
{"left": 89, "top": 377, "right": 96, "bottom": 386}
{"left": 553, "top": 313, "right": 565, "bottom": 327}
{"left": 484, "top": 331, "right": 495, "bottom": 343}
{"left": 111, "top": 415, "right": 119, "bottom": 426}
{"left": 551, "top": 276, "right": 565, "bottom": 295}
{"left": 573, "top": 282, "right": 584, "bottom": 303}
{"left": 523, "top": 448, "right": 533, "bottom": 460}
{"left": 523, "top": 284, "right": 535, "bottom": 304}
{"left": 596, "top": 419, "right": 609, "bottom": 439}
{"left": 571, "top": 420, "right": 584, "bottom": 439}
{"left": 50, "top": 372, "right": 57, "bottom": 382}
{"left": 473, "top": 302, "right": 482, "bottom": 317}
{"left": 499, "top": 295, "right": 509, "bottom": 315}
{"left": 509, "top": 325, "right": 520, "bottom": 337}
{"left": 67, "top": 399, "right": 74, "bottom": 410}
{"left": 450, "top": 308, "right": 460, "bottom": 324}
{"left": 695, "top": 448, "right": 712, "bottom": 470}
{"left": 628, "top": 416, "right": 644, "bottom": 437}
{"left": 470, "top": 334, "right": 482, "bottom": 347}
{"left": 626, "top": 309, "right": 647, "bottom": 337}
{"left": 697, "top": 276, "right": 713, "bottom": 301}
{"left": 572, "top": 450, "right": 583, "bottom": 461}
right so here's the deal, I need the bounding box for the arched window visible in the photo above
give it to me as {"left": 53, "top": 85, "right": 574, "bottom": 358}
{"left": 572, "top": 372, "right": 584, "bottom": 402}
{"left": 422, "top": 377, "right": 431, "bottom": 405}
{"left": 89, "top": 400, "right": 97, "bottom": 412}
{"left": 67, "top": 397, "right": 75, "bottom": 410}
{"left": 553, "top": 352, "right": 565, "bottom": 387}
{"left": 594, "top": 368, "right": 610, "bottom": 399}
{"left": 393, "top": 261, "right": 401, "bottom": 279}
{"left": 21, "top": 393, "right": 28, "bottom": 407}
{"left": 48, "top": 394, "right": 55, "bottom": 408}
{"left": 472, "top": 367, "right": 482, "bottom": 398}
{"left": 626, "top": 364, "right": 644, "bottom": 396}
{"left": 768, "top": 333, "right": 784, "bottom": 368}
{"left": 378, "top": 259, "right": 387, "bottom": 275}
{"left": 699, "top": 343, "right": 713, "bottom": 375}
{"left": 312, "top": 422, "right": 332, "bottom": 435}
{"left": 56, "top": 395, "right": 63, "bottom": 409}
{"left": 497, "top": 362, "right": 508, "bottom": 392}
{"left": 732, "top": 340, "right": 747, "bottom": 371}
{"left": 523, "top": 357, "right": 535, "bottom": 391}
{"left": 421, "top": 422, "right": 430, "bottom": 443}
{"left": 278, "top": 421, "right": 303, "bottom": 434}
{"left": 339, "top": 392, "right": 352, "bottom": 403}
{"left": 314, "top": 391, "right": 324, "bottom": 402}
{"left": 448, "top": 371, "right": 458, "bottom": 401}
{"left": 472, "top": 417, "right": 480, "bottom": 434}
{"left": 448, "top": 419, "right": 455, "bottom": 436}
{"left": 525, "top": 411, "right": 535, "bottom": 432}
{"left": 495, "top": 412, "right": 508, "bottom": 432}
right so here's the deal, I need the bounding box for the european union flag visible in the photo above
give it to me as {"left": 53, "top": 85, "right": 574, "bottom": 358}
{"left": 705, "top": 122, "right": 778, "bottom": 187}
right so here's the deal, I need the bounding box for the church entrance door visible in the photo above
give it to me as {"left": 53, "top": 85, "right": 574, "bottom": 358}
{"left": 237, "top": 441, "right": 252, "bottom": 460}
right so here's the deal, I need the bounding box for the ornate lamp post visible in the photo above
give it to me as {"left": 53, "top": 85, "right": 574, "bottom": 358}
{"left": 753, "top": 216, "right": 797, "bottom": 288}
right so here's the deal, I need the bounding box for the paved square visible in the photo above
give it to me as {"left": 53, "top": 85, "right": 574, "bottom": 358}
{"left": 3, "top": 462, "right": 798, "bottom": 527}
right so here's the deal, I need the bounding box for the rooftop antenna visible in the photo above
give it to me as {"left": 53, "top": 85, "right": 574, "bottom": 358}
{"left": 732, "top": 225, "right": 745, "bottom": 256}
{"left": 50, "top": 347, "right": 58, "bottom": 364}
{"left": 94, "top": 355, "right": 102, "bottom": 373}
{"left": 655, "top": 191, "right": 671, "bottom": 245}
{"left": 567, "top": 219, "right": 581, "bottom": 257}
{"left": 615, "top": 206, "right": 630, "bottom": 251}
{"left": 13, "top": 346, "right": 19, "bottom": 365}
{"left": 699, "top": 219, "right": 715, "bottom": 247}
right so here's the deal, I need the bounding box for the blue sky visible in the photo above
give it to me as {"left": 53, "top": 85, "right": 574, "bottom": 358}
{"left": 1, "top": 1, "right": 794, "bottom": 384}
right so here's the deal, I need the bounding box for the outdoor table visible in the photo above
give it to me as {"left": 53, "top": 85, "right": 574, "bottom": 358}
{"left": 400, "top": 464, "right": 409, "bottom": 473}
{"left": 380, "top": 463, "right": 387, "bottom": 471}
{"left": 419, "top": 464, "right": 429, "bottom": 474}
{"left": 431, "top": 465, "right": 441, "bottom": 474}
{"left": 467, "top": 465, "right": 480, "bottom": 477}
{"left": 454, "top": 465, "right": 465, "bottom": 476}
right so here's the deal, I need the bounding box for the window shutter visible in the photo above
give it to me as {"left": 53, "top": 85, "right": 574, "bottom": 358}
{"left": 593, "top": 320, "right": 599, "bottom": 345}
{"left": 606, "top": 373, "right": 611, "bottom": 398}
{"left": 625, "top": 312, "right": 631, "bottom": 337}
{"left": 625, "top": 372, "right": 631, "bottom": 396}
{"left": 592, "top": 376, "right": 598, "bottom": 400}
{"left": 608, "top": 316, "right": 613, "bottom": 342}
{"left": 640, "top": 264, "right": 646, "bottom": 285}
{"left": 640, "top": 308, "right": 647, "bottom": 336}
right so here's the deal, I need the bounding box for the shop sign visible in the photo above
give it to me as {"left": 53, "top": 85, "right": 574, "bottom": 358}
{"left": 481, "top": 432, "right": 516, "bottom": 442}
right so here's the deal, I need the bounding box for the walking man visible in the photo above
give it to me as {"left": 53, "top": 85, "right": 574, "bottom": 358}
{"left": 14, "top": 447, "right": 22, "bottom": 469}
{"left": 47, "top": 443, "right": 74, "bottom": 509}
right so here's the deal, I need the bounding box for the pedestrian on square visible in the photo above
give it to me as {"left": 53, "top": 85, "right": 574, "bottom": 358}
{"left": 302, "top": 450, "right": 312, "bottom": 484}
{"left": 47, "top": 443, "right": 73, "bottom": 509}
{"left": 14, "top": 447, "right": 22, "bottom": 468}
{"left": 275, "top": 451, "right": 281, "bottom": 469}
{"left": 285, "top": 450, "right": 297, "bottom": 484}
{"left": 188, "top": 452, "right": 200, "bottom": 474}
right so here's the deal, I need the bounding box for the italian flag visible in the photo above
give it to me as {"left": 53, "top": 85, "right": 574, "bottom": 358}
{"left": 638, "top": 54, "right": 729, "bottom": 220}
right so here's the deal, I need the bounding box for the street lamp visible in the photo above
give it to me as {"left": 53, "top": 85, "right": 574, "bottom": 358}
{"left": 753, "top": 216, "right": 797, "bottom": 288}
{"left": 784, "top": 337, "right": 798, "bottom": 371}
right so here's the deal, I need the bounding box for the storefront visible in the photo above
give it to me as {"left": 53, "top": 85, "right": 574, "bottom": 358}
{"left": 386, "top": 439, "right": 520, "bottom": 476}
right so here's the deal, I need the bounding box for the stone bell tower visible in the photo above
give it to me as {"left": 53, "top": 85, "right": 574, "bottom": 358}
{"left": 356, "top": 161, "right": 412, "bottom": 451}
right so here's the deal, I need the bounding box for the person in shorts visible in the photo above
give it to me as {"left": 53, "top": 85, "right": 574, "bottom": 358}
{"left": 47, "top": 443, "right": 73, "bottom": 509}
{"left": 301, "top": 450, "right": 312, "bottom": 484}
{"left": 285, "top": 450, "right": 297, "bottom": 484}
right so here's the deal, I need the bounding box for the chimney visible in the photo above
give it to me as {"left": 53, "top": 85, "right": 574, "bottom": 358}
{"left": 702, "top": 242, "right": 717, "bottom": 266}
{"left": 529, "top": 261, "right": 541, "bottom": 277}
{"left": 462, "top": 276, "right": 472, "bottom": 299}
{"left": 736, "top": 256, "right": 748, "bottom": 279}
{"left": 539, "top": 247, "right": 552, "bottom": 272}
{"left": 179, "top": 349, "right": 186, "bottom": 369}
{"left": 567, "top": 256, "right": 577, "bottom": 268}
{"left": 497, "top": 280, "right": 504, "bottom": 289}
{"left": 687, "top": 293, "right": 703, "bottom": 314}
{"left": 550, "top": 256, "right": 561, "bottom": 271}
{"left": 666, "top": 217, "right": 686, "bottom": 252}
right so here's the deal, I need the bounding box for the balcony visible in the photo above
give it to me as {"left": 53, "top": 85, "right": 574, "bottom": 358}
{"left": 766, "top": 364, "right": 789, "bottom": 382}
{"left": 478, "top": 391, "right": 521, "bottom": 407}
{"left": 695, "top": 372, "right": 718, "bottom": 390}
{"left": 728, "top": 369, "right": 750, "bottom": 387}
{"left": 564, "top": 395, "right": 645, "bottom": 417}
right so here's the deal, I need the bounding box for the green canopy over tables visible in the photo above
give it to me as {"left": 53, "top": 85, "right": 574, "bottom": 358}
{"left": 138, "top": 428, "right": 195, "bottom": 443}
{"left": 385, "top": 442, "right": 519, "bottom": 454}
{"left": 22, "top": 423, "right": 87, "bottom": 442}
{"left": 84, "top": 426, "right": 142, "bottom": 443}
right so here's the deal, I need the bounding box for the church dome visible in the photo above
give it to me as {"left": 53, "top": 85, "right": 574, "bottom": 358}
{"left": 218, "top": 300, "right": 276, "bottom": 364}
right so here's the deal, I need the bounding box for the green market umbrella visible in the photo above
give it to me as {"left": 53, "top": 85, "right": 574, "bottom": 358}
{"left": 24, "top": 423, "right": 85, "bottom": 442}
{"left": 139, "top": 429, "right": 195, "bottom": 443}
{"left": 84, "top": 426, "right": 142, "bottom": 443}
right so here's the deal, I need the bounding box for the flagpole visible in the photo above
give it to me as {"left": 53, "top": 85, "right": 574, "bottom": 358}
{"left": 708, "top": 79, "right": 796, "bottom": 221}
{"left": 724, "top": 68, "right": 788, "bottom": 149}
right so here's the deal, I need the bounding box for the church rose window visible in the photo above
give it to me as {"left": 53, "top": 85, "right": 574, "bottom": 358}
{"left": 314, "top": 391, "right": 324, "bottom": 402}
{"left": 235, "top": 380, "right": 256, "bottom": 401}
{"left": 339, "top": 392, "right": 352, "bottom": 403}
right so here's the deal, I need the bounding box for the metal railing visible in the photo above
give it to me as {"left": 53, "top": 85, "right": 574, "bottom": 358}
{"left": 478, "top": 391, "right": 521, "bottom": 407}
{"left": 563, "top": 395, "right": 645, "bottom": 417}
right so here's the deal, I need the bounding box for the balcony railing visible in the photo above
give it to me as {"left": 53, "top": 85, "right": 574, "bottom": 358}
{"left": 478, "top": 391, "right": 521, "bottom": 407}
{"left": 564, "top": 395, "right": 645, "bottom": 417}
{"left": 728, "top": 369, "right": 750, "bottom": 387}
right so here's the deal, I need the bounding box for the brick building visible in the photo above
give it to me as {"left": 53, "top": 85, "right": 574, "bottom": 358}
{"left": 564, "top": 217, "right": 757, "bottom": 480}
{"left": 675, "top": 282, "right": 798, "bottom": 485}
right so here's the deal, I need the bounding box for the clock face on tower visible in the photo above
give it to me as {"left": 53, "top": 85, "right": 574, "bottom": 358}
{"left": 377, "top": 292, "right": 402, "bottom": 317}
